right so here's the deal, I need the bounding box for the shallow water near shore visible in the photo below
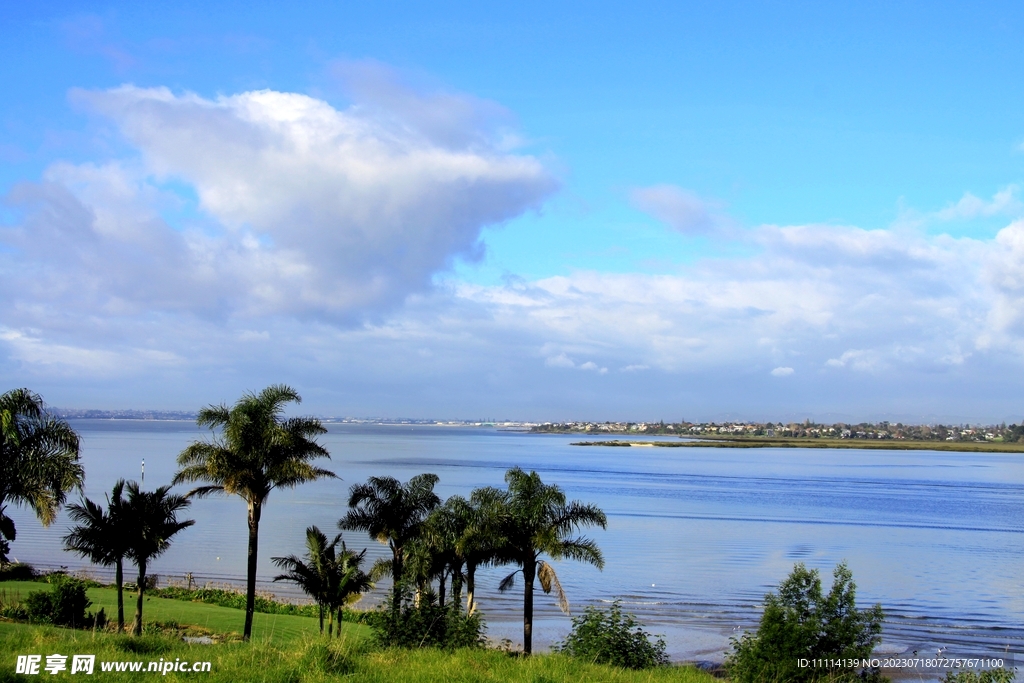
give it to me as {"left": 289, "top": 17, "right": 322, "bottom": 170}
{"left": 7, "top": 420, "right": 1024, "bottom": 671}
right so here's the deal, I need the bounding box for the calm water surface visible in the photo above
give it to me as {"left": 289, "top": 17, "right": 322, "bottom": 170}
{"left": 7, "top": 420, "right": 1024, "bottom": 665}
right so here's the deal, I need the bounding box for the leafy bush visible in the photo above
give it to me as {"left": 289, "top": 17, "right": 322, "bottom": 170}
{"left": 726, "top": 562, "right": 884, "bottom": 683}
{"left": 24, "top": 589, "right": 55, "bottom": 623}
{"left": 944, "top": 669, "right": 1016, "bottom": 683}
{"left": 24, "top": 575, "right": 93, "bottom": 627}
{"left": 0, "top": 562, "right": 36, "bottom": 581}
{"left": 364, "top": 589, "right": 484, "bottom": 649}
{"left": 556, "top": 600, "right": 668, "bottom": 669}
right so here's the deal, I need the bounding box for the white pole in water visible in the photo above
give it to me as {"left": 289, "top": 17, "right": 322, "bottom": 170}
{"left": 141, "top": 459, "right": 145, "bottom": 485}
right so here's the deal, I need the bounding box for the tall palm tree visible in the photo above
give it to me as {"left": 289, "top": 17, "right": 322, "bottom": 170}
{"left": 123, "top": 481, "right": 194, "bottom": 636}
{"left": 0, "top": 388, "right": 82, "bottom": 564}
{"left": 461, "top": 487, "right": 505, "bottom": 616}
{"left": 338, "top": 473, "right": 440, "bottom": 619}
{"left": 63, "top": 480, "right": 130, "bottom": 631}
{"left": 273, "top": 526, "right": 372, "bottom": 637}
{"left": 173, "top": 385, "right": 336, "bottom": 640}
{"left": 492, "top": 467, "right": 607, "bottom": 655}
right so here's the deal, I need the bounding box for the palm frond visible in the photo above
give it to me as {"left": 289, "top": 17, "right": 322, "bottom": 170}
{"left": 551, "top": 537, "right": 605, "bottom": 569}
{"left": 498, "top": 570, "right": 519, "bottom": 592}
{"left": 538, "top": 560, "right": 570, "bottom": 614}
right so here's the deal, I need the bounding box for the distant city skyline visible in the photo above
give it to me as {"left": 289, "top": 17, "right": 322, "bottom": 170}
{"left": 3, "top": 2, "right": 1024, "bottom": 423}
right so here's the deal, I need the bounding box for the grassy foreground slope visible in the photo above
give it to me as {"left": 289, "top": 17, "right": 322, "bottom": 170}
{"left": 0, "top": 621, "right": 718, "bottom": 683}
{"left": 0, "top": 582, "right": 369, "bottom": 645}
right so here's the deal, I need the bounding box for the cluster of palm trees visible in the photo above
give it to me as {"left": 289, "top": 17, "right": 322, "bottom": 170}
{"left": 271, "top": 526, "right": 372, "bottom": 637}
{"left": 63, "top": 481, "right": 194, "bottom": 635}
{"left": 2, "top": 385, "right": 608, "bottom": 654}
{"left": 336, "top": 468, "right": 607, "bottom": 654}
{"left": 1, "top": 388, "right": 195, "bottom": 636}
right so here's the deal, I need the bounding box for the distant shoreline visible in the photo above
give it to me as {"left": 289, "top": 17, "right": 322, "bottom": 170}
{"left": 570, "top": 437, "right": 1024, "bottom": 453}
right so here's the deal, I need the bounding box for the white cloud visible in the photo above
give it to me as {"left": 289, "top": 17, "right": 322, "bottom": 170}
{"left": 3, "top": 83, "right": 556, "bottom": 323}
{"left": 545, "top": 353, "right": 576, "bottom": 368}
{"left": 934, "top": 185, "right": 1023, "bottom": 221}
{"left": 543, "top": 352, "right": 607, "bottom": 373}
{"left": 0, "top": 327, "right": 182, "bottom": 377}
{"left": 6, "top": 78, "right": 1024, "bottom": 420}
{"left": 630, "top": 185, "right": 730, "bottom": 235}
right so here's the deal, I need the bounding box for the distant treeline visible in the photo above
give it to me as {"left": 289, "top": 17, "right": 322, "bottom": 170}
{"left": 533, "top": 420, "right": 1024, "bottom": 443}
{"left": 53, "top": 408, "right": 199, "bottom": 420}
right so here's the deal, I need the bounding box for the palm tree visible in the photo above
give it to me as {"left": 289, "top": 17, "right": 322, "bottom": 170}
{"left": 63, "top": 480, "right": 130, "bottom": 631}
{"left": 123, "top": 481, "right": 194, "bottom": 636}
{"left": 422, "top": 495, "right": 472, "bottom": 610}
{"left": 338, "top": 474, "right": 440, "bottom": 619}
{"left": 324, "top": 538, "right": 372, "bottom": 637}
{"left": 273, "top": 527, "right": 330, "bottom": 633}
{"left": 273, "top": 526, "right": 372, "bottom": 637}
{"left": 492, "top": 467, "right": 607, "bottom": 655}
{"left": 0, "top": 388, "right": 83, "bottom": 564}
{"left": 461, "top": 487, "right": 505, "bottom": 616}
{"left": 173, "top": 385, "right": 336, "bottom": 640}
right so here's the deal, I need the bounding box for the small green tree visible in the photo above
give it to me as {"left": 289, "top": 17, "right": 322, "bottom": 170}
{"left": 944, "top": 668, "right": 1016, "bottom": 683}
{"left": 557, "top": 600, "right": 668, "bottom": 669}
{"left": 727, "top": 562, "right": 884, "bottom": 683}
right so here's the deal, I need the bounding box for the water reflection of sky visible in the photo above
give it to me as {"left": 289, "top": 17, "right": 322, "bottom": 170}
{"left": 7, "top": 421, "right": 1024, "bottom": 665}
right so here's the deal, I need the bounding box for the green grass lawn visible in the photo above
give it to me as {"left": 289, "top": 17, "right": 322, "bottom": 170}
{"left": 1, "top": 580, "right": 719, "bottom": 682}
{"left": 0, "top": 621, "right": 718, "bottom": 683}
{"left": 0, "top": 582, "right": 369, "bottom": 645}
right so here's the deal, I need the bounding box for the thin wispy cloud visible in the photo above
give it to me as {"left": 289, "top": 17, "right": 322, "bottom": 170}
{"left": 630, "top": 185, "right": 732, "bottom": 236}
{"left": 934, "top": 185, "right": 1023, "bottom": 221}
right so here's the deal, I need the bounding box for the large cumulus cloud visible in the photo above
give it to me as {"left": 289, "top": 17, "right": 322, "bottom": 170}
{"left": 1, "top": 83, "right": 557, "bottom": 324}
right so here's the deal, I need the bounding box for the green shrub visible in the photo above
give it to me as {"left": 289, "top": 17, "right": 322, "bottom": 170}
{"left": 556, "top": 600, "right": 668, "bottom": 670}
{"left": 154, "top": 586, "right": 323, "bottom": 618}
{"left": 944, "top": 669, "right": 1016, "bottom": 683}
{"left": 0, "top": 562, "right": 36, "bottom": 581}
{"left": 24, "top": 589, "right": 55, "bottom": 623}
{"left": 23, "top": 575, "right": 93, "bottom": 627}
{"left": 726, "top": 562, "right": 884, "bottom": 683}
{"left": 364, "top": 588, "right": 485, "bottom": 649}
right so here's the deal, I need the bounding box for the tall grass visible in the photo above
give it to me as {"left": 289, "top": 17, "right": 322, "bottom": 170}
{"left": 0, "top": 622, "right": 717, "bottom": 683}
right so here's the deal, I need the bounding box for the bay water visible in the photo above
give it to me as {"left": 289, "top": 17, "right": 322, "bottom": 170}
{"left": 7, "top": 420, "right": 1024, "bottom": 666}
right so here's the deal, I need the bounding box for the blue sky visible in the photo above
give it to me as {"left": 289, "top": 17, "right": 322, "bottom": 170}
{"left": 3, "top": 1, "right": 1024, "bottom": 422}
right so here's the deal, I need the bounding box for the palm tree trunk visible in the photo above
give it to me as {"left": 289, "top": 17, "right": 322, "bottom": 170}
{"left": 438, "top": 568, "right": 447, "bottom": 609}
{"left": 336, "top": 607, "right": 342, "bottom": 638}
{"left": 115, "top": 556, "right": 125, "bottom": 631}
{"left": 452, "top": 570, "right": 463, "bottom": 612}
{"left": 466, "top": 563, "right": 476, "bottom": 615}
{"left": 391, "top": 550, "right": 403, "bottom": 619}
{"left": 523, "top": 560, "right": 536, "bottom": 655}
{"left": 133, "top": 559, "right": 147, "bottom": 636}
{"left": 327, "top": 606, "right": 334, "bottom": 637}
{"left": 244, "top": 501, "right": 262, "bottom": 641}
